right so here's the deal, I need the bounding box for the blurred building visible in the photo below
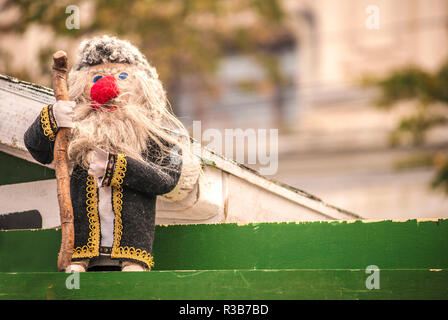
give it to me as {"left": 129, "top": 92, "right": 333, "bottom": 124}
{"left": 280, "top": 0, "right": 448, "bottom": 219}
{"left": 178, "top": 0, "right": 448, "bottom": 219}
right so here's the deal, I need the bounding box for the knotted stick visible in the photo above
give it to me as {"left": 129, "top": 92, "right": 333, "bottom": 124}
{"left": 52, "top": 51, "right": 74, "bottom": 272}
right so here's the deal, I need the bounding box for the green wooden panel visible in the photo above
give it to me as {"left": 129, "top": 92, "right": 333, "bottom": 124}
{"left": 0, "top": 229, "right": 59, "bottom": 272}
{"left": 0, "top": 219, "right": 447, "bottom": 272}
{"left": 153, "top": 219, "right": 448, "bottom": 270}
{"left": 0, "top": 151, "right": 54, "bottom": 186}
{"left": 0, "top": 269, "right": 447, "bottom": 300}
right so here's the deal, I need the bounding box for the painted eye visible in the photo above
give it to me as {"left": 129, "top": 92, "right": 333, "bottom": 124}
{"left": 93, "top": 75, "right": 103, "bottom": 83}
{"left": 118, "top": 72, "right": 128, "bottom": 80}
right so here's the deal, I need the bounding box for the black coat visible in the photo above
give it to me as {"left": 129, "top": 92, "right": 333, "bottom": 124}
{"left": 24, "top": 105, "right": 182, "bottom": 269}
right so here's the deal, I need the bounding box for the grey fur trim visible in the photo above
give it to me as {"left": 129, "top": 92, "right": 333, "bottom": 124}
{"left": 74, "top": 35, "right": 158, "bottom": 79}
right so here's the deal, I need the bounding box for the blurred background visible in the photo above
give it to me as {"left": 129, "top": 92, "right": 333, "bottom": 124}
{"left": 0, "top": 0, "right": 447, "bottom": 219}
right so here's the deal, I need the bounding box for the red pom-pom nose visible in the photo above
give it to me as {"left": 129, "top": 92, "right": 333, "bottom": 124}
{"left": 90, "top": 75, "right": 119, "bottom": 109}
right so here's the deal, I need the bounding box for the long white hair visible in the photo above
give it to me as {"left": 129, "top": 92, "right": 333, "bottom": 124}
{"left": 66, "top": 64, "right": 191, "bottom": 176}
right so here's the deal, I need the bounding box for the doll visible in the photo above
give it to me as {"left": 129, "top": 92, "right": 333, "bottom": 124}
{"left": 24, "top": 35, "right": 193, "bottom": 271}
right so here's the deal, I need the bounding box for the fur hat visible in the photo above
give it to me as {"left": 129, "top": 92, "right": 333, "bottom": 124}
{"left": 74, "top": 35, "right": 158, "bottom": 79}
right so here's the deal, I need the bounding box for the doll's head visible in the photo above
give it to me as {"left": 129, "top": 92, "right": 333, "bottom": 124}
{"left": 66, "top": 35, "right": 189, "bottom": 172}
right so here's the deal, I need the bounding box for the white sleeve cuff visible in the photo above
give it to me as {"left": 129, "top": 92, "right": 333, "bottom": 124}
{"left": 53, "top": 100, "right": 75, "bottom": 128}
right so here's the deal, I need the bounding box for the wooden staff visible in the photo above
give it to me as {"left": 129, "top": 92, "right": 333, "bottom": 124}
{"left": 51, "top": 51, "right": 75, "bottom": 272}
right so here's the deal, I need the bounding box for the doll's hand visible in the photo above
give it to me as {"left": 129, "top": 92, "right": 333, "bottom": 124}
{"left": 88, "top": 147, "right": 109, "bottom": 186}
{"left": 52, "top": 100, "right": 75, "bottom": 128}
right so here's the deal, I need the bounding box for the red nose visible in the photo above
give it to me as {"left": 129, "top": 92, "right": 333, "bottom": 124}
{"left": 90, "top": 75, "right": 119, "bottom": 110}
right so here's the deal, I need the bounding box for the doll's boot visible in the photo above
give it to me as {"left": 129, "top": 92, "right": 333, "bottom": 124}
{"left": 121, "top": 261, "right": 146, "bottom": 271}
{"left": 65, "top": 260, "right": 89, "bottom": 272}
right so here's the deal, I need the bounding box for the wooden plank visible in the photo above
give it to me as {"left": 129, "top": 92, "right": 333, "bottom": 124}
{"left": 0, "top": 269, "right": 447, "bottom": 300}
{"left": 0, "top": 210, "right": 42, "bottom": 230}
{"left": 0, "top": 75, "right": 54, "bottom": 165}
{"left": 198, "top": 146, "right": 361, "bottom": 220}
{"left": 1, "top": 219, "right": 446, "bottom": 272}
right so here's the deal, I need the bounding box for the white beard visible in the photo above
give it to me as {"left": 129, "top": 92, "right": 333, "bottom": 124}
{"left": 67, "top": 102, "right": 151, "bottom": 169}
{"left": 66, "top": 67, "right": 188, "bottom": 174}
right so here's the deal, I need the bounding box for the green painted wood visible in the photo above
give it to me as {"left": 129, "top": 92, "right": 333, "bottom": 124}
{"left": 0, "top": 219, "right": 447, "bottom": 272}
{"left": 0, "top": 151, "right": 55, "bottom": 186}
{"left": 0, "top": 229, "right": 59, "bottom": 272}
{"left": 153, "top": 219, "right": 448, "bottom": 270}
{"left": 0, "top": 269, "right": 447, "bottom": 300}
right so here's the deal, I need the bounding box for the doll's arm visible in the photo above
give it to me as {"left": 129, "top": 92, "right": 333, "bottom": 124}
{"left": 24, "top": 105, "right": 58, "bottom": 164}
{"left": 90, "top": 142, "right": 182, "bottom": 196}
{"left": 24, "top": 102, "right": 75, "bottom": 164}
